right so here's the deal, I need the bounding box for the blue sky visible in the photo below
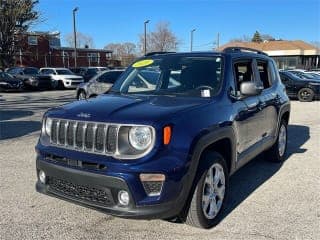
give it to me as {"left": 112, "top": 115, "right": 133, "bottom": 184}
{"left": 33, "top": 0, "right": 320, "bottom": 51}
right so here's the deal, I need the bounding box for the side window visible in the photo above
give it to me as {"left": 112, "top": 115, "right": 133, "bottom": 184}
{"left": 256, "top": 60, "right": 271, "bottom": 89}
{"left": 233, "top": 61, "right": 254, "bottom": 92}
{"left": 97, "top": 72, "right": 119, "bottom": 84}
{"left": 168, "top": 70, "right": 182, "bottom": 88}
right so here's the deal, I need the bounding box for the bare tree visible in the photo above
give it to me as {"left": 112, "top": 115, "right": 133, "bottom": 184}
{"left": 229, "top": 35, "right": 252, "bottom": 42}
{"left": 104, "top": 43, "right": 124, "bottom": 58}
{"left": 261, "top": 34, "right": 275, "bottom": 41}
{"left": 139, "top": 22, "right": 179, "bottom": 53}
{"left": 64, "top": 32, "right": 95, "bottom": 48}
{"left": 0, "top": 0, "right": 40, "bottom": 68}
{"left": 104, "top": 42, "right": 137, "bottom": 66}
{"left": 122, "top": 42, "right": 136, "bottom": 55}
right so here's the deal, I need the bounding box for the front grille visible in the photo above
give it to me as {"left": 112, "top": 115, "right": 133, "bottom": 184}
{"left": 85, "top": 123, "right": 95, "bottom": 149}
{"left": 75, "top": 122, "right": 85, "bottom": 148}
{"left": 71, "top": 82, "right": 82, "bottom": 85}
{"left": 50, "top": 119, "right": 117, "bottom": 155}
{"left": 48, "top": 177, "right": 114, "bottom": 206}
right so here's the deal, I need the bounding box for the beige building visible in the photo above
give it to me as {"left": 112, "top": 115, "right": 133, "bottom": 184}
{"left": 219, "top": 40, "right": 320, "bottom": 70}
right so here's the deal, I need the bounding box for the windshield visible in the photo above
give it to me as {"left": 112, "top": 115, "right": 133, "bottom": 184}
{"left": 56, "top": 69, "right": 74, "bottom": 75}
{"left": 112, "top": 55, "right": 223, "bottom": 97}
{"left": 24, "top": 68, "right": 39, "bottom": 75}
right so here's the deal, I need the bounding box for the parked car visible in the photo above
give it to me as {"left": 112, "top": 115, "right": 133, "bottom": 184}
{"left": 288, "top": 70, "right": 320, "bottom": 80}
{"left": 71, "top": 67, "right": 109, "bottom": 82}
{"left": 6, "top": 67, "right": 53, "bottom": 90}
{"left": 76, "top": 69, "right": 124, "bottom": 100}
{"left": 309, "top": 68, "right": 320, "bottom": 74}
{"left": 39, "top": 68, "right": 84, "bottom": 89}
{"left": 69, "top": 67, "right": 83, "bottom": 75}
{"left": 36, "top": 48, "right": 290, "bottom": 229}
{"left": 279, "top": 71, "right": 320, "bottom": 101}
{"left": 304, "top": 72, "right": 320, "bottom": 77}
{"left": 0, "top": 72, "right": 24, "bottom": 92}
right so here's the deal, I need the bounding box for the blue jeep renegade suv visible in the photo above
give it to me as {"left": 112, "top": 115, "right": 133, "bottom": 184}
{"left": 36, "top": 47, "right": 290, "bottom": 228}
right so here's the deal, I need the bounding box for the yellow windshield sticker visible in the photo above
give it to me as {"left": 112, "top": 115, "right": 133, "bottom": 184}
{"left": 132, "top": 59, "right": 154, "bottom": 68}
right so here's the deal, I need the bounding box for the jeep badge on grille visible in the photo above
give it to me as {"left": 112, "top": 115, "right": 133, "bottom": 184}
{"left": 76, "top": 112, "right": 91, "bottom": 118}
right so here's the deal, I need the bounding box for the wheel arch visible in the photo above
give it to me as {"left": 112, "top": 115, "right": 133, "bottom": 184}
{"left": 177, "top": 126, "right": 236, "bottom": 220}
{"left": 187, "top": 127, "right": 237, "bottom": 188}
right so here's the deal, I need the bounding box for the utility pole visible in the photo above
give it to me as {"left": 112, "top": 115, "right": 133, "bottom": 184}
{"left": 144, "top": 20, "right": 150, "bottom": 55}
{"left": 73, "top": 7, "right": 79, "bottom": 68}
{"left": 190, "top": 29, "right": 196, "bottom": 52}
{"left": 216, "top": 32, "right": 220, "bottom": 49}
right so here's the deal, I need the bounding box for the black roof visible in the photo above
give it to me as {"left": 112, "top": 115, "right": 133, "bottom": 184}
{"left": 143, "top": 49, "right": 270, "bottom": 59}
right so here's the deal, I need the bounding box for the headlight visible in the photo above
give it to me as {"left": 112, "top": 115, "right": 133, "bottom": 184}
{"left": 45, "top": 118, "right": 53, "bottom": 136}
{"left": 129, "top": 126, "right": 152, "bottom": 150}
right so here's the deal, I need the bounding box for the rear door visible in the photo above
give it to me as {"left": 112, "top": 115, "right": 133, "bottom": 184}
{"left": 255, "top": 58, "right": 278, "bottom": 141}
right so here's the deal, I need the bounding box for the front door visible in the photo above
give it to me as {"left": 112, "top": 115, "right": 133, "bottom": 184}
{"left": 233, "top": 60, "right": 265, "bottom": 154}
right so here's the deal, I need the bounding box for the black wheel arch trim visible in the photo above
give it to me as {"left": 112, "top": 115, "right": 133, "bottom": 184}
{"left": 176, "top": 126, "right": 237, "bottom": 219}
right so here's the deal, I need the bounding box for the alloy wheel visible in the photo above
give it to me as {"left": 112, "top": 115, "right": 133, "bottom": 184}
{"left": 202, "top": 163, "right": 225, "bottom": 220}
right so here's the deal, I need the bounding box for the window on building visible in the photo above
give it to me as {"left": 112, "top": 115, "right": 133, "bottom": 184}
{"left": 106, "top": 52, "right": 112, "bottom": 59}
{"left": 28, "top": 36, "right": 38, "bottom": 45}
{"left": 88, "top": 53, "right": 99, "bottom": 63}
{"left": 49, "top": 36, "right": 61, "bottom": 48}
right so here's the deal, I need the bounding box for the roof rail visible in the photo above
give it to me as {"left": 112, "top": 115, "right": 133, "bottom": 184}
{"left": 144, "top": 51, "right": 176, "bottom": 56}
{"left": 222, "top": 47, "right": 268, "bottom": 56}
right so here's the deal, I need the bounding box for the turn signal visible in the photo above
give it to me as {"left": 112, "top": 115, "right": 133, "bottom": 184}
{"left": 163, "top": 126, "right": 171, "bottom": 145}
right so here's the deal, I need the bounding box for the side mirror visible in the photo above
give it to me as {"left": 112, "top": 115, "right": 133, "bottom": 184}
{"left": 240, "top": 82, "right": 263, "bottom": 96}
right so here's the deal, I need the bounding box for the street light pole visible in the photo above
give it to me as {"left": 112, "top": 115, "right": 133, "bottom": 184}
{"left": 73, "top": 7, "right": 79, "bottom": 68}
{"left": 144, "top": 20, "right": 150, "bottom": 55}
{"left": 190, "top": 29, "right": 196, "bottom": 52}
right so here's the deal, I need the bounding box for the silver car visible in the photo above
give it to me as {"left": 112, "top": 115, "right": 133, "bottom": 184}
{"left": 76, "top": 69, "right": 124, "bottom": 100}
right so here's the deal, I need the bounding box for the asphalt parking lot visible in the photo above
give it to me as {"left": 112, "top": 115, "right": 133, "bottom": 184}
{"left": 0, "top": 90, "right": 319, "bottom": 240}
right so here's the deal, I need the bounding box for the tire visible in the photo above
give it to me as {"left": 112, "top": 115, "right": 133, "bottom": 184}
{"left": 57, "top": 80, "right": 65, "bottom": 90}
{"left": 77, "top": 90, "right": 87, "bottom": 100}
{"left": 186, "top": 152, "right": 229, "bottom": 229}
{"left": 297, "top": 88, "right": 314, "bottom": 102}
{"left": 265, "top": 120, "right": 288, "bottom": 163}
{"left": 89, "top": 94, "right": 97, "bottom": 98}
{"left": 51, "top": 80, "right": 58, "bottom": 90}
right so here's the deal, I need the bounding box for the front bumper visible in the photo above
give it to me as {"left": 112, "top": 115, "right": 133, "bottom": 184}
{"left": 63, "top": 80, "right": 84, "bottom": 89}
{"left": 36, "top": 158, "right": 185, "bottom": 219}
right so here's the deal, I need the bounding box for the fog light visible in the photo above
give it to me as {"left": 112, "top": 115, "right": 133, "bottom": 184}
{"left": 39, "top": 170, "right": 46, "bottom": 184}
{"left": 118, "top": 190, "right": 129, "bottom": 206}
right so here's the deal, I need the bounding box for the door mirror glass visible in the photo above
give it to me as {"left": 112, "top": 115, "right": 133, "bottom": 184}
{"left": 240, "top": 82, "right": 262, "bottom": 96}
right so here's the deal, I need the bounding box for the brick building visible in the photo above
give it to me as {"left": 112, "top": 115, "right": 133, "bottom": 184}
{"left": 219, "top": 40, "right": 320, "bottom": 70}
{"left": 13, "top": 31, "right": 117, "bottom": 68}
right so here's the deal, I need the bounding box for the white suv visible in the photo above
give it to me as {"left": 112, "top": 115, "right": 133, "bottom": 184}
{"left": 39, "top": 68, "right": 84, "bottom": 89}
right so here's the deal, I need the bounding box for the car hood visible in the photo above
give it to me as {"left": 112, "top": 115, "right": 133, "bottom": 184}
{"left": 46, "top": 94, "right": 211, "bottom": 124}
{"left": 58, "top": 75, "right": 83, "bottom": 79}
{"left": 0, "top": 78, "right": 22, "bottom": 84}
